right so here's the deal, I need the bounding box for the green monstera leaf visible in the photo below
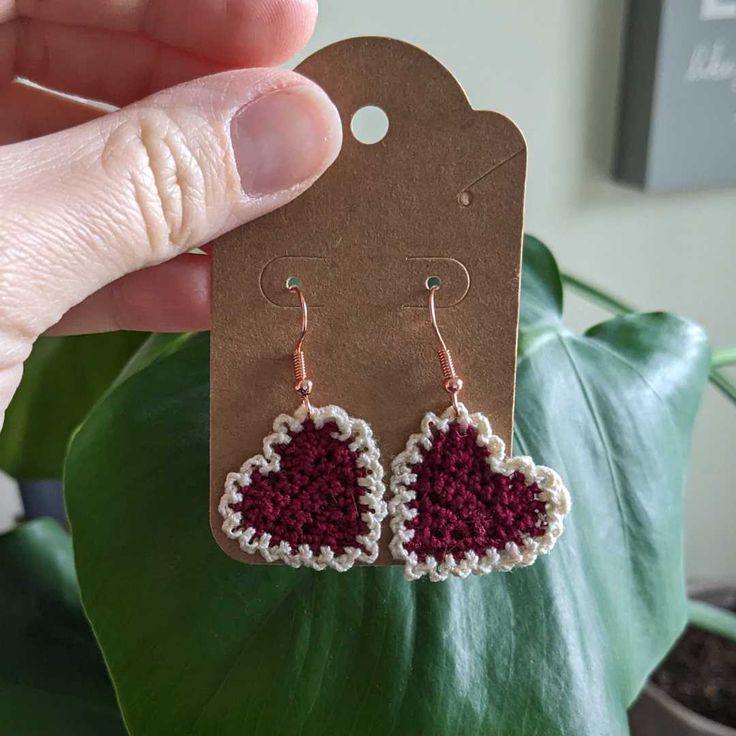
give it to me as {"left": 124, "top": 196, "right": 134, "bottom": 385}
{"left": 0, "top": 520, "right": 126, "bottom": 734}
{"left": 0, "top": 332, "right": 146, "bottom": 480}
{"left": 64, "top": 237, "right": 710, "bottom": 736}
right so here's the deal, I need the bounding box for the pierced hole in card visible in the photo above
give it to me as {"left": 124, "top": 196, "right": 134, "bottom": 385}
{"left": 350, "top": 105, "right": 389, "bottom": 144}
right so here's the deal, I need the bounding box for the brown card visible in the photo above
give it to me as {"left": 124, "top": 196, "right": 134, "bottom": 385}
{"left": 210, "top": 37, "right": 527, "bottom": 565}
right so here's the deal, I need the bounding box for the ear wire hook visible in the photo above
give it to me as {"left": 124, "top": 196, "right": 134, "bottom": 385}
{"left": 287, "top": 277, "right": 313, "bottom": 413}
{"left": 426, "top": 277, "right": 463, "bottom": 415}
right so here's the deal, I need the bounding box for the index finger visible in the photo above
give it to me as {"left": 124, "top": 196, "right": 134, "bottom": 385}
{"left": 2, "top": 0, "right": 318, "bottom": 67}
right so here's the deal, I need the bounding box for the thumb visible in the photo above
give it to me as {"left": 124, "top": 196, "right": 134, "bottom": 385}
{"left": 0, "top": 69, "right": 342, "bottom": 341}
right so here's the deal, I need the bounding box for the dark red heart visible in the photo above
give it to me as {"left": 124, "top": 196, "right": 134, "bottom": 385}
{"left": 403, "top": 422, "right": 549, "bottom": 563}
{"left": 226, "top": 420, "right": 370, "bottom": 555}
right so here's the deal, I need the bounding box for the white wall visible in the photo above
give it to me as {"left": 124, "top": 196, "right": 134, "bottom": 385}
{"left": 299, "top": 0, "right": 736, "bottom": 579}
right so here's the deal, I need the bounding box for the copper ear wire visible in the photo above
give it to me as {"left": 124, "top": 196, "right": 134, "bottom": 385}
{"left": 426, "top": 278, "right": 463, "bottom": 414}
{"left": 287, "top": 278, "right": 313, "bottom": 413}
{"left": 287, "top": 276, "right": 461, "bottom": 415}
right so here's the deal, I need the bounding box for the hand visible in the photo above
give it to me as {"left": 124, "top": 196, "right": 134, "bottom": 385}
{"left": 0, "top": 0, "right": 342, "bottom": 424}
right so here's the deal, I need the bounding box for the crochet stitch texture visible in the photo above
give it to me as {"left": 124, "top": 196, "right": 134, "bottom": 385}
{"left": 220, "top": 404, "right": 386, "bottom": 572}
{"left": 389, "top": 404, "right": 570, "bottom": 581}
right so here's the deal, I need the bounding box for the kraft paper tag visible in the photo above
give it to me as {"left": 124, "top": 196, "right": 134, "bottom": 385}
{"left": 210, "top": 37, "right": 527, "bottom": 565}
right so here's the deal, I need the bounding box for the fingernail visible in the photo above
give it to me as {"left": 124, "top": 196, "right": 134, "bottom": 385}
{"left": 231, "top": 84, "right": 342, "bottom": 196}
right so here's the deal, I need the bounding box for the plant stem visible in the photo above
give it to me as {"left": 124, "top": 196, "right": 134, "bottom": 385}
{"left": 688, "top": 599, "right": 736, "bottom": 642}
{"left": 710, "top": 369, "right": 736, "bottom": 403}
{"left": 560, "top": 274, "right": 635, "bottom": 315}
{"left": 712, "top": 346, "right": 736, "bottom": 368}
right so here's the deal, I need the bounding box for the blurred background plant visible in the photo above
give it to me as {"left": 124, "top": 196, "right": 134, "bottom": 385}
{"left": 0, "top": 333, "right": 146, "bottom": 526}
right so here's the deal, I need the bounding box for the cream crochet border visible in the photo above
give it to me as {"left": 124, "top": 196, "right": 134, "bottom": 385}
{"left": 219, "top": 404, "right": 386, "bottom": 572}
{"left": 388, "top": 403, "right": 571, "bottom": 582}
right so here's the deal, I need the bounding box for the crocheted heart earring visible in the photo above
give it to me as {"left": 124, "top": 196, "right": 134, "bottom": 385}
{"left": 388, "top": 277, "right": 571, "bottom": 582}
{"left": 219, "top": 277, "right": 386, "bottom": 572}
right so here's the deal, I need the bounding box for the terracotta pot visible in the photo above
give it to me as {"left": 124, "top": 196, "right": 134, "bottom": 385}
{"left": 629, "top": 685, "right": 736, "bottom": 736}
{"left": 629, "top": 584, "right": 736, "bottom": 736}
